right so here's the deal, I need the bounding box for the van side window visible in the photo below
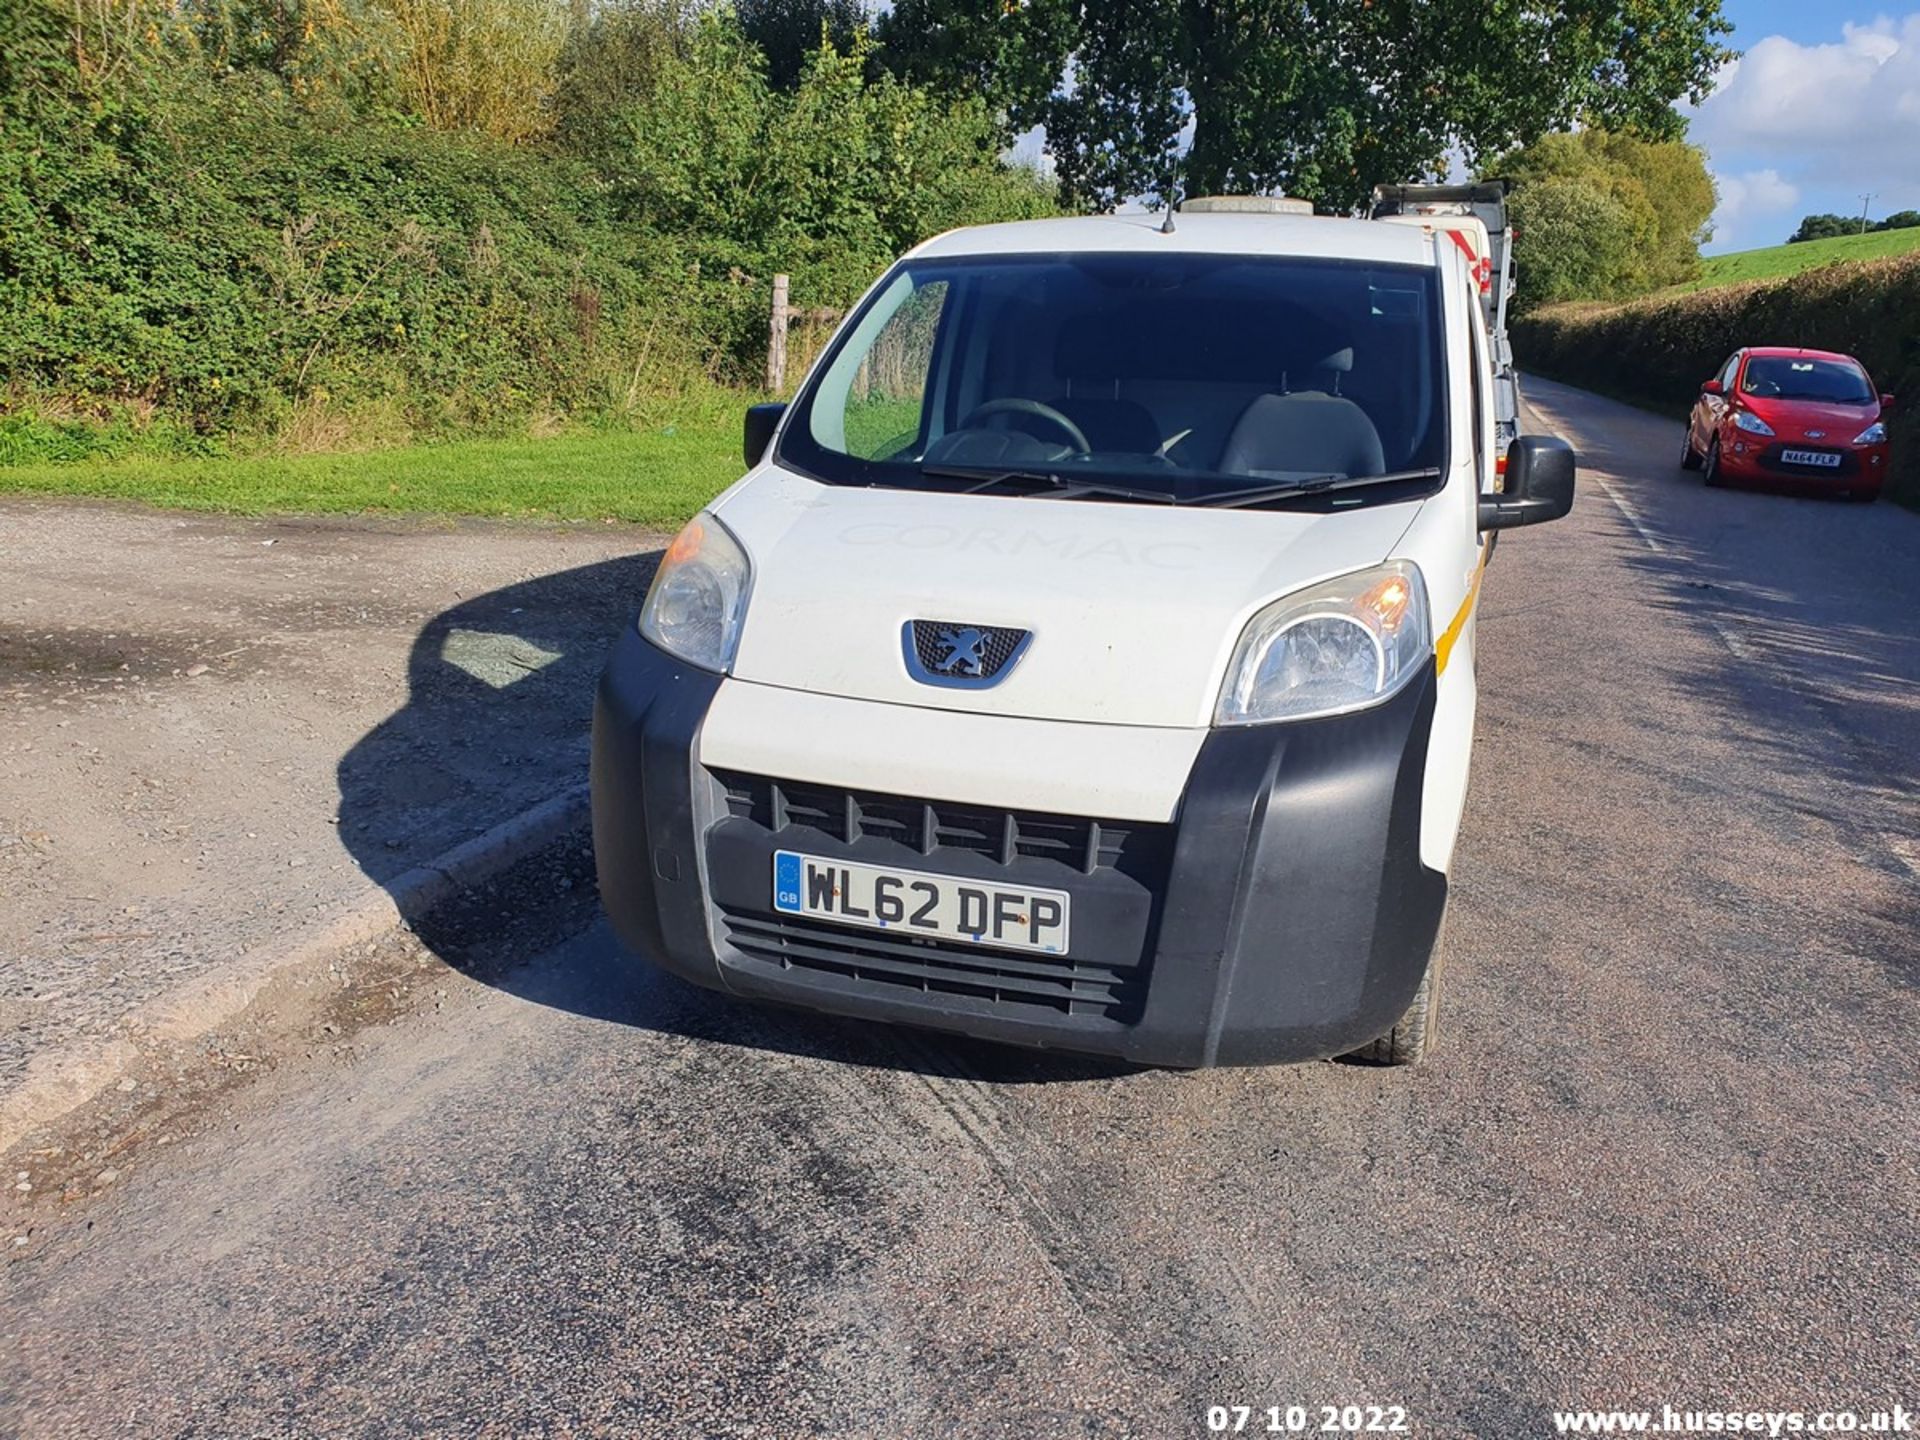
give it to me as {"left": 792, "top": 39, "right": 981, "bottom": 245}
{"left": 841, "top": 281, "right": 948, "bottom": 460}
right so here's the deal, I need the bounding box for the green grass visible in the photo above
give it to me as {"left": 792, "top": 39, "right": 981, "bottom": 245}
{"left": 1669, "top": 226, "right": 1920, "bottom": 294}
{"left": 842, "top": 393, "right": 927, "bottom": 459}
{"left": 0, "top": 421, "right": 743, "bottom": 529}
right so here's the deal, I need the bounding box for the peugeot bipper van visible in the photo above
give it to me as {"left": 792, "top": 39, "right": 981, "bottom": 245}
{"left": 592, "top": 202, "right": 1574, "bottom": 1068}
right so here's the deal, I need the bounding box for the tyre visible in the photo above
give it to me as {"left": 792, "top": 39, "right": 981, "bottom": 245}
{"left": 1703, "top": 438, "right": 1726, "bottom": 487}
{"left": 1680, "top": 428, "right": 1702, "bottom": 470}
{"left": 1344, "top": 929, "right": 1443, "bottom": 1066}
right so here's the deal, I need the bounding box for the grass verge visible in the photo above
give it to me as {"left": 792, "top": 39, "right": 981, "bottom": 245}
{"left": 0, "top": 422, "right": 743, "bottom": 529}
{"left": 1670, "top": 227, "right": 1920, "bottom": 295}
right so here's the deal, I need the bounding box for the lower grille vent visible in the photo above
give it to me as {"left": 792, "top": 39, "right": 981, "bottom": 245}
{"left": 720, "top": 907, "right": 1144, "bottom": 1021}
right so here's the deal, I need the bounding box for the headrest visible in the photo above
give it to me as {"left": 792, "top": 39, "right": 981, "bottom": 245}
{"left": 1314, "top": 347, "right": 1354, "bottom": 374}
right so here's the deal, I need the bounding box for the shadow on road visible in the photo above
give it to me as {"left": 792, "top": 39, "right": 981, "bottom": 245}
{"left": 1622, "top": 488, "right": 1920, "bottom": 800}
{"left": 1629, "top": 521, "right": 1920, "bottom": 967}
{"left": 1531, "top": 380, "right": 1920, "bottom": 971}
{"left": 336, "top": 548, "right": 658, "bottom": 887}
{"left": 334, "top": 548, "right": 1136, "bottom": 1083}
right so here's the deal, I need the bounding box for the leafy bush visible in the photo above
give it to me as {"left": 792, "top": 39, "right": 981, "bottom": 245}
{"left": 1513, "top": 252, "right": 1920, "bottom": 506}
{"left": 552, "top": 0, "right": 692, "bottom": 163}
{"left": 1, "top": 65, "right": 701, "bottom": 444}
{"left": 309, "top": 0, "right": 572, "bottom": 144}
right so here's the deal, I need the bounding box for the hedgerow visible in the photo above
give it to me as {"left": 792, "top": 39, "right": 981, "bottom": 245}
{"left": 0, "top": 1, "right": 1053, "bottom": 461}
{"left": 1513, "top": 253, "right": 1920, "bottom": 507}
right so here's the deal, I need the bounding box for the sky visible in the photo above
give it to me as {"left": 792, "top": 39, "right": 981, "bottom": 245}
{"left": 1690, "top": 2, "right": 1920, "bottom": 251}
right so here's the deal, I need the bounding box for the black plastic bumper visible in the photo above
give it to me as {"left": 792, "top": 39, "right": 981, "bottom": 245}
{"left": 591, "top": 625, "right": 1448, "bottom": 1067}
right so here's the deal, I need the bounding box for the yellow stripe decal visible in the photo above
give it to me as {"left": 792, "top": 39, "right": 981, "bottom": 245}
{"left": 1434, "top": 545, "right": 1489, "bottom": 676}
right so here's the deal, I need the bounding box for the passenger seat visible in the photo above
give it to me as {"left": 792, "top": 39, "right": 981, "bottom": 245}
{"left": 1216, "top": 349, "right": 1386, "bottom": 479}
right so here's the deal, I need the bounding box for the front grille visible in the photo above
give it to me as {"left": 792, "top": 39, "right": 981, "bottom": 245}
{"left": 714, "top": 771, "right": 1156, "bottom": 879}
{"left": 709, "top": 771, "right": 1170, "bottom": 1024}
{"left": 720, "top": 908, "right": 1146, "bottom": 1021}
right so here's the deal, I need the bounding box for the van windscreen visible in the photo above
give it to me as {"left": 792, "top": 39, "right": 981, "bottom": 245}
{"left": 778, "top": 252, "right": 1448, "bottom": 506}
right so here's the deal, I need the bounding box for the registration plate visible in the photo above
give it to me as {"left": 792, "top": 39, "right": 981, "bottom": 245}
{"left": 772, "top": 850, "right": 1071, "bottom": 955}
{"left": 1780, "top": 448, "right": 1841, "bottom": 468}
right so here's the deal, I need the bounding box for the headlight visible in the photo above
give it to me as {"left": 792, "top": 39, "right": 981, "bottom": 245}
{"left": 638, "top": 512, "right": 752, "bottom": 672}
{"left": 1732, "top": 410, "right": 1775, "bottom": 437}
{"left": 1854, "top": 422, "right": 1887, "bottom": 444}
{"left": 1216, "top": 561, "right": 1432, "bottom": 725}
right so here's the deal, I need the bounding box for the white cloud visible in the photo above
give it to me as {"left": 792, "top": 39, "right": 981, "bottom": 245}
{"left": 1709, "top": 167, "right": 1799, "bottom": 250}
{"left": 1687, "top": 16, "right": 1920, "bottom": 190}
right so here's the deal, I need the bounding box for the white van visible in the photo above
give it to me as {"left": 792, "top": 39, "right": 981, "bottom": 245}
{"left": 592, "top": 206, "right": 1574, "bottom": 1067}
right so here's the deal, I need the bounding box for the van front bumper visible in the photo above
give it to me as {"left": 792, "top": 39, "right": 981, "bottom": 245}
{"left": 591, "top": 627, "right": 1447, "bottom": 1068}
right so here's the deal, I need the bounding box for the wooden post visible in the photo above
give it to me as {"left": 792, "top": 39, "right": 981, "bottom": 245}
{"left": 767, "top": 274, "right": 790, "bottom": 394}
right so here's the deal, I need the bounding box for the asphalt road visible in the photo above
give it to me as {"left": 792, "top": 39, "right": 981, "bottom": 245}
{"left": 6, "top": 380, "right": 1918, "bottom": 1439}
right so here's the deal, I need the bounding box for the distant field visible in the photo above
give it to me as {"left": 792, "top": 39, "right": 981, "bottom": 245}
{"left": 1673, "top": 226, "right": 1920, "bottom": 294}
{"left": 0, "top": 423, "right": 743, "bottom": 529}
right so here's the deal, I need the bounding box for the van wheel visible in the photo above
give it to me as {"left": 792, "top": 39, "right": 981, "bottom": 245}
{"left": 1680, "top": 429, "right": 1702, "bottom": 470}
{"left": 1703, "top": 438, "right": 1726, "bottom": 487}
{"left": 1344, "top": 932, "right": 1443, "bottom": 1067}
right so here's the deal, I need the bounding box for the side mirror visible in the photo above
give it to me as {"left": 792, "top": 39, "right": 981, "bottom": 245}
{"left": 744, "top": 402, "right": 787, "bottom": 468}
{"left": 1480, "top": 436, "right": 1575, "bottom": 532}
{"left": 1881, "top": 392, "right": 1897, "bottom": 412}
{"left": 1701, "top": 379, "right": 1724, "bottom": 396}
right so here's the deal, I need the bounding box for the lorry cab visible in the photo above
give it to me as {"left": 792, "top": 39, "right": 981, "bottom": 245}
{"left": 592, "top": 203, "right": 1574, "bottom": 1068}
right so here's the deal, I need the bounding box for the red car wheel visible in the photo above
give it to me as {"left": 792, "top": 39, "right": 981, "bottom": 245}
{"left": 1680, "top": 425, "right": 1703, "bottom": 471}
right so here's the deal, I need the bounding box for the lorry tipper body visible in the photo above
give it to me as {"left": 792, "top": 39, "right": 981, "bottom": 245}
{"left": 1371, "top": 182, "right": 1521, "bottom": 449}
{"left": 591, "top": 201, "right": 1575, "bottom": 1068}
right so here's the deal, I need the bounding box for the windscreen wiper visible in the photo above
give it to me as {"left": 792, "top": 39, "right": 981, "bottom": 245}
{"left": 917, "top": 463, "right": 1179, "bottom": 505}
{"left": 915, "top": 462, "right": 1443, "bottom": 509}
{"left": 1188, "top": 466, "right": 1444, "bottom": 509}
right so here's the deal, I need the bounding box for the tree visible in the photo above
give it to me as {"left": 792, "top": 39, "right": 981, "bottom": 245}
{"left": 1508, "top": 177, "right": 1643, "bottom": 309}
{"left": 1494, "top": 128, "right": 1715, "bottom": 298}
{"left": 877, "top": 0, "right": 1735, "bottom": 212}
{"left": 738, "top": 0, "right": 871, "bottom": 89}
{"left": 1789, "top": 214, "right": 1854, "bottom": 244}
{"left": 604, "top": 15, "right": 1054, "bottom": 372}
{"left": 1875, "top": 210, "right": 1920, "bottom": 232}
{"left": 552, "top": 0, "right": 701, "bottom": 161}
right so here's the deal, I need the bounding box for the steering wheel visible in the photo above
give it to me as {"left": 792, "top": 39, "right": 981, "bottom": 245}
{"left": 962, "top": 398, "right": 1093, "bottom": 455}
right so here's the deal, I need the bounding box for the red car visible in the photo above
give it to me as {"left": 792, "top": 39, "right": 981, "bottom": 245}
{"left": 1682, "top": 346, "right": 1893, "bottom": 500}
